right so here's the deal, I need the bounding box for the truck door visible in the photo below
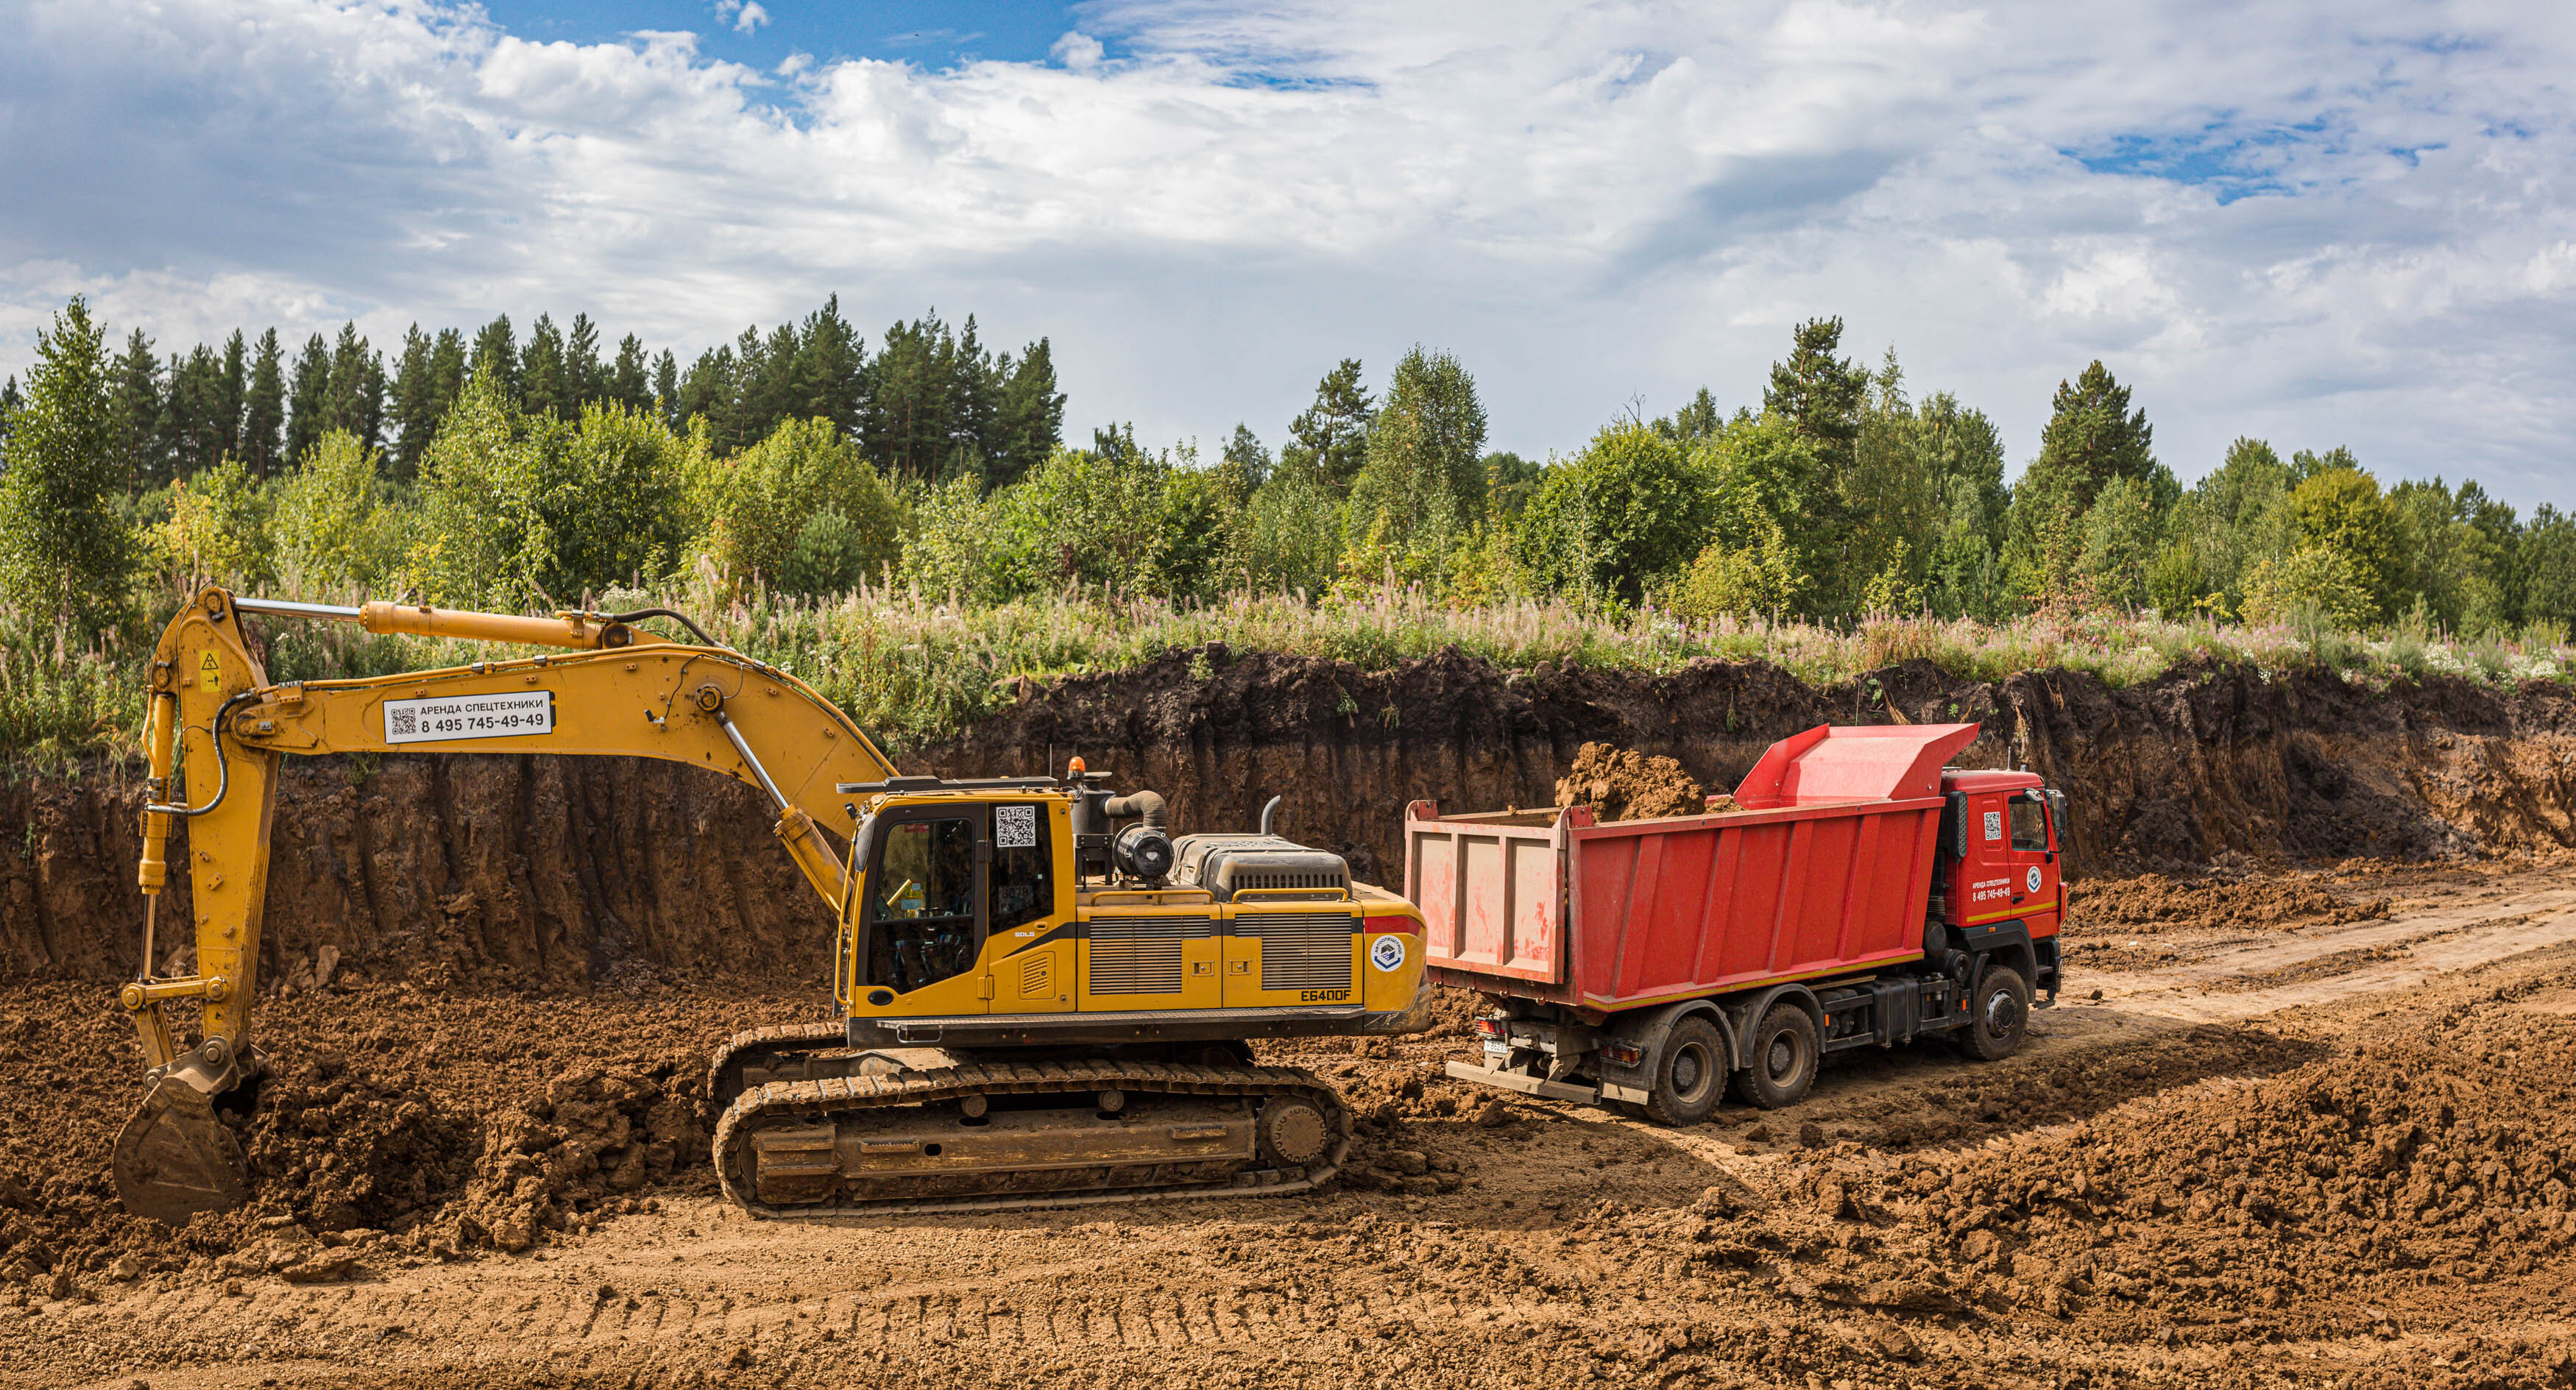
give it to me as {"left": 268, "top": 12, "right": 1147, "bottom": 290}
{"left": 1956, "top": 793, "right": 2017, "bottom": 924}
{"left": 857, "top": 807, "right": 987, "bottom": 1017}
{"left": 983, "top": 801, "right": 1073, "bottom": 1014}
{"left": 2003, "top": 791, "right": 2060, "bottom": 925}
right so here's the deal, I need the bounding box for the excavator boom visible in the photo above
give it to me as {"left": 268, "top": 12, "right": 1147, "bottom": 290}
{"left": 113, "top": 587, "right": 896, "bottom": 1224}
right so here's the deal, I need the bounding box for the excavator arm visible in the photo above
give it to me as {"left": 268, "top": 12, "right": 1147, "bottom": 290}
{"left": 113, "top": 586, "right": 897, "bottom": 1223}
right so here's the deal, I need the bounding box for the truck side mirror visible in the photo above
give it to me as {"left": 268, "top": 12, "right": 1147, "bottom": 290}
{"left": 2045, "top": 789, "right": 2069, "bottom": 863}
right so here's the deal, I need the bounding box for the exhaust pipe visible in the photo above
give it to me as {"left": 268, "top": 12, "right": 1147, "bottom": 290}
{"left": 1259, "top": 795, "right": 1283, "bottom": 837}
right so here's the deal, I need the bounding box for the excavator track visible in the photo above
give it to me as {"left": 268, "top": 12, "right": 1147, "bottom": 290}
{"left": 712, "top": 1059, "right": 1350, "bottom": 1218}
{"left": 707, "top": 1021, "right": 855, "bottom": 1105}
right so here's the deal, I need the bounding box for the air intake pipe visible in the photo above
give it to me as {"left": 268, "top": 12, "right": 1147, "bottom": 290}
{"left": 1103, "top": 790, "right": 1172, "bottom": 882}
{"left": 1103, "top": 790, "right": 1166, "bottom": 828}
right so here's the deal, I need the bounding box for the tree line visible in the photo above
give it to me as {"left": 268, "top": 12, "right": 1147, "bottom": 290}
{"left": 0, "top": 296, "right": 2568, "bottom": 647}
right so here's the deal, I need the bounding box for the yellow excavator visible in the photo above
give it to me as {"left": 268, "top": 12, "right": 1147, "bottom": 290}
{"left": 115, "top": 586, "right": 1432, "bottom": 1224}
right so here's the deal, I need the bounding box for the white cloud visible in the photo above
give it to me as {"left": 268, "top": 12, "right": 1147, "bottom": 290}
{"left": 714, "top": 1, "right": 768, "bottom": 37}
{"left": 1, "top": 0, "right": 2572, "bottom": 507}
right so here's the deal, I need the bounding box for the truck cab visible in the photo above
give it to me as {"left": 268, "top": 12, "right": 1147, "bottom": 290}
{"left": 1936, "top": 769, "right": 2065, "bottom": 1001}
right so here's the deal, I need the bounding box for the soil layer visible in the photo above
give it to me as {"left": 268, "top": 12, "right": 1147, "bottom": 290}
{"left": 10, "top": 652, "right": 2576, "bottom": 993}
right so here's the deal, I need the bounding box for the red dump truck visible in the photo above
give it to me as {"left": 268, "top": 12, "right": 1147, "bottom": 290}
{"left": 1412, "top": 723, "right": 2066, "bottom": 1124}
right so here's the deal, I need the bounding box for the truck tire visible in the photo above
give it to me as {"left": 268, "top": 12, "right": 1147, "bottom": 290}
{"left": 1730, "top": 1004, "right": 1819, "bottom": 1110}
{"left": 1642, "top": 1018, "right": 1724, "bottom": 1126}
{"left": 1961, "top": 965, "right": 2031, "bottom": 1061}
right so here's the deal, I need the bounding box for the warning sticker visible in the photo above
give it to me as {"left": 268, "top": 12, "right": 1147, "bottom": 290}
{"left": 383, "top": 690, "right": 554, "bottom": 744}
{"left": 994, "top": 804, "right": 1038, "bottom": 849}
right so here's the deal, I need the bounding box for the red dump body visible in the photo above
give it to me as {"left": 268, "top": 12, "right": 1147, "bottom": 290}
{"left": 1409, "top": 724, "right": 1981, "bottom": 1012}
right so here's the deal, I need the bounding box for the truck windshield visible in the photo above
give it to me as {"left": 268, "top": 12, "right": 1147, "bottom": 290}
{"left": 2009, "top": 796, "right": 2048, "bottom": 851}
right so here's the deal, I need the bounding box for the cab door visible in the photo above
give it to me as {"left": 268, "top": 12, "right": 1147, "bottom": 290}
{"left": 2002, "top": 790, "right": 2061, "bottom": 926}
{"left": 849, "top": 806, "right": 987, "bottom": 1018}
{"left": 983, "top": 800, "right": 1074, "bottom": 1014}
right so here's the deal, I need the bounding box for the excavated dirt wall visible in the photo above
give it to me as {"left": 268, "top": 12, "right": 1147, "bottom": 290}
{"left": 4, "top": 650, "right": 2573, "bottom": 987}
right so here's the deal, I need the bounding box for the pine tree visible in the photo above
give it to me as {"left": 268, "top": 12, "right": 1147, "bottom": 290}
{"left": 110, "top": 327, "right": 167, "bottom": 488}
{"left": 566, "top": 313, "right": 602, "bottom": 407}
{"left": 860, "top": 313, "right": 960, "bottom": 480}
{"left": 0, "top": 376, "right": 21, "bottom": 456}
{"left": 283, "top": 332, "right": 333, "bottom": 469}
{"left": 326, "top": 322, "right": 386, "bottom": 453}
{"left": 219, "top": 331, "right": 247, "bottom": 458}
{"left": 652, "top": 350, "right": 680, "bottom": 430}
{"left": 469, "top": 315, "right": 520, "bottom": 400}
{"left": 790, "top": 296, "right": 865, "bottom": 432}
{"left": 1280, "top": 359, "right": 1373, "bottom": 494}
{"left": 389, "top": 325, "right": 436, "bottom": 476}
{"left": 676, "top": 344, "right": 740, "bottom": 448}
{"left": 1762, "top": 317, "right": 1868, "bottom": 458}
{"left": 521, "top": 313, "right": 569, "bottom": 419}
{"left": 163, "top": 344, "right": 231, "bottom": 477}
{"left": 239, "top": 329, "right": 286, "bottom": 476}
{"left": 0, "top": 298, "right": 133, "bottom": 634}
{"left": 609, "top": 335, "right": 651, "bottom": 412}
{"left": 2004, "top": 361, "right": 2162, "bottom": 602}
{"left": 986, "top": 338, "right": 1064, "bottom": 489}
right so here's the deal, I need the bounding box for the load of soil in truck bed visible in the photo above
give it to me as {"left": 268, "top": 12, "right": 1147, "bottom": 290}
{"left": 1553, "top": 740, "right": 1718, "bottom": 820}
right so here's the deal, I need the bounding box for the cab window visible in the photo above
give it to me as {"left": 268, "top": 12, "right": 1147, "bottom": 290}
{"left": 2009, "top": 795, "right": 2049, "bottom": 852}
{"left": 990, "top": 803, "right": 1053, "bottom": 933}
{"left": 868, "top": 816, "right": 977, "bottom": 993}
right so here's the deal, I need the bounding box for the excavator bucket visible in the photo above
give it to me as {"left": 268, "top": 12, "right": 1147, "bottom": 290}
{"left": 112, "top": 1077, "right": 251, "bottom": 1226}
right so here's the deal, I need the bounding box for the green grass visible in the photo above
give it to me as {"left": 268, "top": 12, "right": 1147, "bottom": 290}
{"left": 6, "top": 578, "right": 2569, "bottom": 767}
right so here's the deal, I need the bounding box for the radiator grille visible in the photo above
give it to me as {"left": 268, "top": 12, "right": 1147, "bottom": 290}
{"left": 1234, "top": 912, "right": 1356, "bottom": 993}
{"left": 1086, "top": 915, "right": 1215, "bottom": 996}
{"left": 1232, "top": 870, "right": 1346, "bottom": 896}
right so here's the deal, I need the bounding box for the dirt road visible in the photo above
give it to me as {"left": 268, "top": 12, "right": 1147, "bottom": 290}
{"left": 7, "top": 862, "right": 2575, "bottom": 1389}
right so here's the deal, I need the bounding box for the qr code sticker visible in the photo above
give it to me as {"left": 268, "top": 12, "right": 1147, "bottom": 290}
{"left": 1984, "top": 810, "right": 2003, "bottom": 841}
{"left": 995, "top": 804, "right": 1038, "bottom": 849}
{"left": 388, "top": 708, "right": 417, "bottom": 737}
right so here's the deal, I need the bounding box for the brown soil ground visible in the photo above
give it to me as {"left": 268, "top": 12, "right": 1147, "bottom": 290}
{"left": 7, "top": 861, "right": 2576, "bottom": 1388}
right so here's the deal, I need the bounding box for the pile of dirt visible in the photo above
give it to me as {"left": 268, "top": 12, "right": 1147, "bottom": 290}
{"left": 241, "top": 1050, "right": 478, "bottom": 1234}
{"left": 0, "top": 979, "right": 791, "bottom": 1301}
{"left": 448, "top": 1065, "right": 711, "bottom": 1253}
{"left": 2073, "top": 872, "right": 2392, "bottom": 937}
{"left": 1553, "top": 741, "right": 1708, "bottom": 820}
{"left": 1804, "top": 1013, "right": 2576, "bottom": 1340}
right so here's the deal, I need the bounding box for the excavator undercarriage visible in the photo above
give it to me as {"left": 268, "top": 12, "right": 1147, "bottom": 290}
{"left": 113, "top": 586, "right": 1429, "bottom": 1224}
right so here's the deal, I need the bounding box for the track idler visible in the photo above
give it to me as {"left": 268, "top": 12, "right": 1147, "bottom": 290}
{"left": 112, "top": 1040, "right": 263, "bottom": 1227}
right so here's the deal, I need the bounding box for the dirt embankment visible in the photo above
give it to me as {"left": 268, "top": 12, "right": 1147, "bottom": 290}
{"left": 6, "top": 650, "right": 2575, "bottom": 989}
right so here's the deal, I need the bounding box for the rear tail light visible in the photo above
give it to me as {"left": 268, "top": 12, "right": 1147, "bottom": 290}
{"left": 1601, "top": 1040, "right": 1643, "bottom": 1067}
{"left": 1475, "top": 1018, "right": 1506, "bottom": 1038}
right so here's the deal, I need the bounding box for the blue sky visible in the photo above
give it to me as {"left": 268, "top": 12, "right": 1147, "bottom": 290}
{"left": 469, "top": 1, "right": 1090, "bottom": 70}
{"left": 3, "top": 1, "right": 2572, "bottom": 508}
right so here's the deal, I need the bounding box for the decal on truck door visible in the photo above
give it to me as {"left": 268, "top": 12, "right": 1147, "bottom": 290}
{"left": 1984, "top": 811, "right": 2003, "bottom": 841}
{"left": 2026, "top": 866, "right": 2043, "bottom": 893}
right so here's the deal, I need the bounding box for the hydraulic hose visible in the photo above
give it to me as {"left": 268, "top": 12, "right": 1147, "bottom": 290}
{"left": 603, "top": 606, "right": 726, "bottom": 649}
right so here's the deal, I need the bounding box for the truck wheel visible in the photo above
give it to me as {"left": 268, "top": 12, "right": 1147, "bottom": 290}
{"left": 1642, "top": 1018, "right": 1724, "bottom": 1126}
{"left": 1730, "top": 1004, "right": 1819, "bottom": 1110}
{"left": 1961, "top": 965, "right": 2031, "bottom": 1061}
